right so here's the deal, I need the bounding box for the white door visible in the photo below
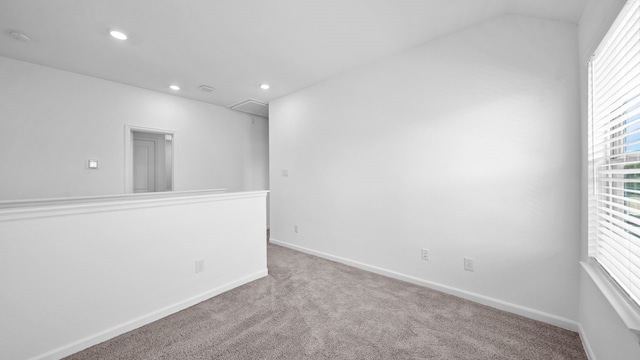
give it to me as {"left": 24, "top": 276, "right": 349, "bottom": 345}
{"left": 132, "top": 131, "right": 171, "bottom": 193}
{"left": 133, "top": 139, "right": 156, "bottom": 193}
{"left": 126, "top": 127, "right": 174, "bottom": 194}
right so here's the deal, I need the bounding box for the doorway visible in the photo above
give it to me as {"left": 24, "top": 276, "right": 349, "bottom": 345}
{"left": 125, "top": 126, "right": 175, "bottom": 194}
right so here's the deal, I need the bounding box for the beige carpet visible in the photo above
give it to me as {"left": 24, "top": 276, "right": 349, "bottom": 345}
{"left": 65, "top": 243, "right": 587, "bottom": 359}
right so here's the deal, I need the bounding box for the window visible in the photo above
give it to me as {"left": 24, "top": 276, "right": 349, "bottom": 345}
{"left": 588, "top": 0, "right": 640, "bottom": 309}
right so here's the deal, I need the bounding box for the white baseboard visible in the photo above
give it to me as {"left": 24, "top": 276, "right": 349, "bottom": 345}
{"left": 578, "top": 323, "right": 597, "bottom": 360}
{"left": 30, "top": 269, "right": 268, "bottom": 360}
{"left": 270, "top": 238, "right": 580, "bottom": 332}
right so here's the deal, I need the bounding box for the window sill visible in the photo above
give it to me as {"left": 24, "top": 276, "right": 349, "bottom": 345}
{"left": 581, "top": 261, "right": 640, "bottom": 342}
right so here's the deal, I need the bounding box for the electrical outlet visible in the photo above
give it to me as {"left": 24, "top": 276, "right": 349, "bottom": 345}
{"left": 294, "top": 225, "right": 299, "bottom": 233}
{"left": 195, "top": 259, "right": 205, "bottom": 273}
{"left": 421, "top": 248, "right": 430, "bottom": 261}
{"left": 464, "top": 257, "right": 474, "bottom": 272}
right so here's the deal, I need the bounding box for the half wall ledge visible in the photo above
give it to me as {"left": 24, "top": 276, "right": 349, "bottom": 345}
{"left": 0, "top": 189, "right": 269, "bottom": 221}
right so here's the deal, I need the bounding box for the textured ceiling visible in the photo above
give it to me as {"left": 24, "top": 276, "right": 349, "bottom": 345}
{"left": 0, "top": 0, "right": 587, "bottom": 111}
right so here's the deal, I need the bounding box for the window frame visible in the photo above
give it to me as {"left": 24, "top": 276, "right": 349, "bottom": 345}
{"left": 586, "top": 0, "right": 640, "bottom": 339}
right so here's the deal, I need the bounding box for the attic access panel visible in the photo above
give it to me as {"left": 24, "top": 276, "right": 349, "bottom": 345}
{"left": 230, "top": 99, "right": 269, "bottom": 118}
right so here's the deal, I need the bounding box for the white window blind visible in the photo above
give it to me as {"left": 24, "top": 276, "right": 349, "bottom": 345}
{"left": 588, "top": 0, "right": 640, "bottom": 308}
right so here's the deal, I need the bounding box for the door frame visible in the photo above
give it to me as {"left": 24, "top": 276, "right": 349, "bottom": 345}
{"left": 124, "top": 125, "right": 177, "bottom": 194}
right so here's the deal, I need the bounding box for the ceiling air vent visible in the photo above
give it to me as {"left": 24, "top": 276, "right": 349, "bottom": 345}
{"left": 199, "top": 85, "right": 215, "bottom": 92}
{"left": 230, "top": 99, "right": 269, "bottom": 118}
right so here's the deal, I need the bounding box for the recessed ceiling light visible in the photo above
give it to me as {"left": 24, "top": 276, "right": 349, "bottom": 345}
{"left": 108, "top": 29, "right": 128, "bottom": 40}
{"left": 169, "top": 85, "right": 180, "bottom": 91}
{"left": 7, "top": 30, "right": 31, "bottom": 42}
{"left": 260, "top": 83, "right": 270, "bottom": 90}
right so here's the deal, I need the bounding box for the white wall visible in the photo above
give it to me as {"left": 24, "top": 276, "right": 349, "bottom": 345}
{"left": 578, "top": 0, "right": 640, "bottom": 358}
{"left": 0, "top": 191, "right": 268, "bottom": 360}
{"left": 269, "top": 15, "right": 581, "bottom": 327}
{"left": 0, "top": 56, "right": 269, "bottom": 200}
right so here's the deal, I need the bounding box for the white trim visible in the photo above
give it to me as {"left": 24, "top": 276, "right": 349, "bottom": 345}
{"left": 270, "top": 238, "right": 580, "bottom": 332}
{"left": 124, "top": 125, "right": 177, "bottom": 194}
{"left": 581, "top": 261, "right": 640, "bottom": 341}
{"left": 27, "top": 269, "right": 268, "bottom": 360}
{"left": 0, "top": 190, "right": 268, "bottom": 221}
{"left": 578, "top": 323, "right": 598, "bottom": 360}
{"left": 0, "top": 188, "right": 227, "bottom": 208}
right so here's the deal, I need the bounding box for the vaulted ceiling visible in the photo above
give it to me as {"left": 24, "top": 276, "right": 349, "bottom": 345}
{"left": 0, "top": 0, "right": 587, "bottom": 111}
